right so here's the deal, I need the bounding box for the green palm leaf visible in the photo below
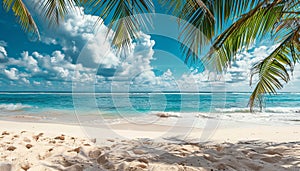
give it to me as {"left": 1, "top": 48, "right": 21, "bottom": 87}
{"left": 249, "top": 27, "right": 300, "bottom": 111}
{"left": 200, "top": 0, "right": 299, "bottom": 111}
{"left": 36, "top": 0, "right": 81, "bottom": 26}
{"left": 160, "top": 0, "right": 260, "bottom": 62}
{"left": 204, "top": 1, "right": 285, "bottom": 72}
{"left": 84, "top": 0, "right": 154, "bottom": 52}
{"left": 3, "top": 0, "right": 40, "bottom": 39}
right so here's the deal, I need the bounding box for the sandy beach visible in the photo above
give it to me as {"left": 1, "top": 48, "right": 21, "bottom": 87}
{"left": 0, "top": 119, "right": 299, "bottom": 171}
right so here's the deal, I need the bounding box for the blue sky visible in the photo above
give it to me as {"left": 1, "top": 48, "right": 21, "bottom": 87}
{"left": 0, "top": 1, "right": 299, "bottom": 92}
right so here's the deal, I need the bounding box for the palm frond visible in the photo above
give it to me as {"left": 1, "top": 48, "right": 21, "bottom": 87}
{"left": 197, "top": 0, "right": 300, "bottom": 111}
{"left": 158, "top": 0, "right": 214, "bottom": 62}
{"left": 204, "top": 1, "right": 285, "bottom": 72}
{"left": 179, "top": 0, "right": 215, "bottom": 62}
{"left": 84, "top": 0, "right": 154, "bottom": 52}
{"left": 158, "top": 0, "right": 214, "bottom": 21}
{"left": 159, "top": 0, "right": 260, "bottom": 62}
{"left": 212, "top": 0, "right": 261, "bottom": 31}
{"left": 249, "top": 27, "right": 300, "bottom": 111}
{"left": 35, "top": 0, "right": 81, "bottom": 26}
{"left": 3, "top": 0, "right": 40, "bottom": 40}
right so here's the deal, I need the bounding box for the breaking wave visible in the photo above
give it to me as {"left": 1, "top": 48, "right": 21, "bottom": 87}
{"left": 215, "top": 107, "right": 300, "bottom": 113}
{"left": 0, "top": 103, "right": 33, "bottom": 111}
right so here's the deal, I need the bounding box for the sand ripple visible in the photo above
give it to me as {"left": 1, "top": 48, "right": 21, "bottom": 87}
{"left": 0, "top": 131, "right": 299, "bottom": 171}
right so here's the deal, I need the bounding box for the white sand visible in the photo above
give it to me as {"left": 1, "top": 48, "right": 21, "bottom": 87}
{"left": 0, "top": 119, "right": 299, "bottom": 170}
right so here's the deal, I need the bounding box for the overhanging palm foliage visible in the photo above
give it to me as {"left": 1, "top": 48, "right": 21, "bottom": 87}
{"left": 204, "top": 1, "right": 285, "bottom": 72}
{"left": 2, "top": 0, "right": 87, "bottom": 40}
{"left": 249, "top": 27, "right": 300, "bottom": 111}
{"left": 163, "top": 0, "right": 299, "bottom": 110}
{"left": 3, "top": 0, "right": 40, "bottom": 39}
{"left": 37, "top": 0, "right": 81, "bottom": 26}
{"left": 249, "top": 5, "right": 300, "bottom": 111}
{"left": 83, "top": 0, "right": 154, "bottom": 51}
{"left": 199, "top": 0, "right": 300, "bottom": 110}
{"left": 159, "top": 0, "right": 261, "bottom": 62}
{"left": 2, "top": 0, "right": 154, "bottom": 50}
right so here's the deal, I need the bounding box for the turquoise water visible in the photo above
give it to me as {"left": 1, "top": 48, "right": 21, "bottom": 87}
{"left": 0, "top": 92, "right": 299, "bottom": 124}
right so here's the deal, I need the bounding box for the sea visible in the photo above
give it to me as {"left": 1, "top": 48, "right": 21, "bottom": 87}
{"left": 0, "top": 92, "right": 299, "bottom": 126}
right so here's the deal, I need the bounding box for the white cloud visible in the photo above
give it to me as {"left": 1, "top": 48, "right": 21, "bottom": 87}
{"left": 0, "top": 46, "right": 7, "bottom": 59}
{"left": 1, "top": 49, "right": 96, "bottom": 86}
{"left": 30, "top": 51, "right": 95, "bottom": 82}
{"left": 33, "top": 81, "right": 41, "bottom": 85}
{"left": 41, "top": 37, "right": 57, "bottom": 45}
{"left": 111, "top": 33, "right": 155, "bottom": 79}
{"left": 78, "top": 26, "right": 119, "bottom": 68}
{"left": 36, "top": 5, "right": 159, "bottom": 89}
{"left": 4, "top": 68, "right": 19, "bottom": 80}
{"left": 34, "top": 5, "right": 157, "bottom": 85}
{"left": 157, "top": 43, "right": 286, "bottom": 92}
{"left": 21, "top": 78, "right": 30, "bottom": 84}
{"left": 7, "top": 51, "right": 40, "bottom": 74}
{"left": 37, "top": 6, "right": 102, "bottom": 62}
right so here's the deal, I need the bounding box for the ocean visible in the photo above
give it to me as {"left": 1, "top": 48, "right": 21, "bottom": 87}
{"left": 0, "top": 92, "right": 299, "bottom": 126}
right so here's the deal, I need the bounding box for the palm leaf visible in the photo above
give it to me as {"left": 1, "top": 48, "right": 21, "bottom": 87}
{"left": 3, "top": 0, "right": 40, "bottom": 39}
{"left": 158, "top": 0, "right": 214, "bottom": 62}
{"left": 249, "top": 27, "right": 300, "bottom": 111}
{"left": 35, "top": 0, "right": 81, "bottom": 26}
{"left": 159, "top": 0, "right": 260, "bottom": 62}
{"left": 2, "top": 0, "right": 90, "bottom": 39}
{"left": 84, "top": 0, "right": 154, "bottom": 52}
{"left": 200, "top": 0, "right": 300, "bottom": 111}
{"left": 204, "top": 1, "right": 285, "bottom": 72}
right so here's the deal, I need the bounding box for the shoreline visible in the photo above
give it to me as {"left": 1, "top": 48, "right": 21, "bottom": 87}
{"left": 2, "top": 107, "right": 300, "bottom": 130}
{"left": 0, "top": 119, "right": 299, "bottom": 143}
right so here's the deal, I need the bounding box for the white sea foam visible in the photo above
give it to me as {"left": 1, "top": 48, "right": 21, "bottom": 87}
{"left": 215, "top": 108, "right": 251, "bottom": 113}
{"left": 150, "top": 111, "right": 182, "bottom": 118}
{"left": 0, "top": 103, "right": 32, "bottom": 111}
{"left": 215, "top": 107, "right": 300, "bottom": 113}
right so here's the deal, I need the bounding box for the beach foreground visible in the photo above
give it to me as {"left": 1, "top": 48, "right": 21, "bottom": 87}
{"left": 0, "top": 120, "right": 299, "bottom": 171}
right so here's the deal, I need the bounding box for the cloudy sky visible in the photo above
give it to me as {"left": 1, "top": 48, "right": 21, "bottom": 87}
{"left": 0, "top": 1, "right": 299, "bottom": 92}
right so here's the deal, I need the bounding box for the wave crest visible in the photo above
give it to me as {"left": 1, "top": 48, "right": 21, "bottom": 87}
{"left": 215, "top": 107, "right": 300, "bottom": 113}
{"left": 0, "top": 103, "right": 32, "bottom": 111}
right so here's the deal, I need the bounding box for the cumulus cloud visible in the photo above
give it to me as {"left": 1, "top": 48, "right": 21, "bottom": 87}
{"left": 31, "top": 4, "right": 162, "bottom": 90}
{"left": 33, "top": 51, "right": 96, "bottom": 82}
{"left": 163, "top": 44, "right": 284, "bottom": 92}
{"left": 21, "top": 77, "right": 30, "bottom": 84}
{"left": 35, "top": 5, "right": 103, "bottom": 63}
{"left": 33, "top": 81, "right": 41, "bottom": 85}
{"left": 0, "top": 40, "right": 286, "bottom": 91}
{"left": 30, "top": 4, "right": 160, "bottom": 88}
{"left": 108, "top": 33, "right": 155, "bottom": 78}
{"left": 0, "top": 46, "right": 7, "bottom": 59}
{"left": 225, "top": 44, "right": 279, "bottom": 84}
{"left": 4, "top": 68, "right": 19, "bottom": 80}
{"left": 1, "top": 49, "right": 97, "bottom": 87}
{"left": 13, "top": 52, "right": 40, "bottom": 73}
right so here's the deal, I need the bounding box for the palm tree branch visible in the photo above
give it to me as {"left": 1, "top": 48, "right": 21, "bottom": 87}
{"left": 204, "top": 1, "right": 285, "bottom": 73}
{"left": 249, "top": 27, "right": 300, "bottom": 111}
{"left": 159, "top": 0, "right": 260, "bottom": 62}
{"left": 84, "top": 0, "right": 154, "bottom": 52}
{"left": 35, "top": 0, "right": 81, "bottom": 26}
{"left": 3, "top": 0, "right": 40, "bottom": 39}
